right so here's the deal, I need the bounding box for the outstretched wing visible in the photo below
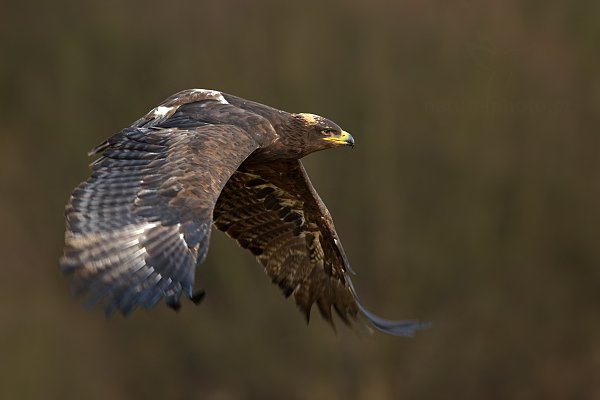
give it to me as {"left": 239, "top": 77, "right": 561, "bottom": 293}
{"left": 61, "top": 124, "right": 259, "bottom": 315}
{"left": 214, "top": 160, "right": 429, "bottom": 335}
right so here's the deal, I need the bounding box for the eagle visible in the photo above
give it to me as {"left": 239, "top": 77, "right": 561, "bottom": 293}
{"left": 60, "top": 89, "right": 428, "bottom": 336}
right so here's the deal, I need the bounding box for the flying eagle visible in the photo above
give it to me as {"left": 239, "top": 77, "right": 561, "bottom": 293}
{"left": 61, "top": 89, "right": 428, "bottom": 336}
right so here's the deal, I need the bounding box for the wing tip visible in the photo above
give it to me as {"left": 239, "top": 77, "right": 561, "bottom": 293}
{"left": 354, "top": 299, "right": 431, "bottom": 337}
{"left": 364, "top": 313, "right": 431, "bottom": 337}
{"left": 346, "top": 276, "right": 431, "bottom": 337}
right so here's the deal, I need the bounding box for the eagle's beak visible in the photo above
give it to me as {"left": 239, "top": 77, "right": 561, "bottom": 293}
{"left": 323, "top": 130, "right": 355, "bottom": 148}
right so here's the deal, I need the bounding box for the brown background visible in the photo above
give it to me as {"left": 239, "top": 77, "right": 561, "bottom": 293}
{"left": 1, "top": 0, "right": 598, "bottom": 399}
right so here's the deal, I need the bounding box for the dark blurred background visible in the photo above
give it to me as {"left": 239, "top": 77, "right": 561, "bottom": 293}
{"left": 1, "top": 0, "right": 598, "bottom": 399}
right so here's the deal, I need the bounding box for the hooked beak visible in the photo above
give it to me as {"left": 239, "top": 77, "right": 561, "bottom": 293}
{"left": 322, "top": 130, "right": 355, "bottom": 148}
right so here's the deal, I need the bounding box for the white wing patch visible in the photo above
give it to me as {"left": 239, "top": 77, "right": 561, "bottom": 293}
{"left": 152, "top": 106, "right": 174, "bottom": 118}
{"left": 138, "top": 89, "right": 229, "bottom": 126}
{"left": 192, "top": 89, "right": 229, "bottom": 104}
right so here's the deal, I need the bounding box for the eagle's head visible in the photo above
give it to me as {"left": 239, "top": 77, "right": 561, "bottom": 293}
{"left": 294, "top": 113, "right": 355, "bottom": 154}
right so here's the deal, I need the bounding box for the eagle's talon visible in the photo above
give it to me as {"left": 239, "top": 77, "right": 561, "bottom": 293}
{"left": 191, "top": 290, "right": 206, "bottom": 305}
{"left": 166, "top": 300, "right": 181, "bottom": 312}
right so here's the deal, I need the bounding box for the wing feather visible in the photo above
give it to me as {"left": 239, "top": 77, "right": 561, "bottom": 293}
{"left": 214, "top": 161, "right": 356, "bottom": 325}
{"left": 61, "top": 124, "right": 259, "bottom": 314}
{"left": 214, "top": 160, "right": 430, "bottom": 335}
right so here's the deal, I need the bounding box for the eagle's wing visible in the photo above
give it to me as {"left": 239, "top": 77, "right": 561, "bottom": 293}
{"left": 61, "top": 124, "right": 259, "bottom": 315}
{"left": 214, "top": 160, "right": 429, "bottom": 335}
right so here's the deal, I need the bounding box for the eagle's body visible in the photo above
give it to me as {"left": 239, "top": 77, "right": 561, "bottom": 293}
{"left": 61, "top": 89, "right": 428, "bottom": 336}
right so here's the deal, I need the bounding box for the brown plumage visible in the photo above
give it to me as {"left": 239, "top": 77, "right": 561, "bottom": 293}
{"left": 61, "top": 89, "right": 429, "bottom": 336}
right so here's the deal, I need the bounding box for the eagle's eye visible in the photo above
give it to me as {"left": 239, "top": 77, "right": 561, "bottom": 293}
{"left": 321, "top": 128, "right": 337, "bottom": 135}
